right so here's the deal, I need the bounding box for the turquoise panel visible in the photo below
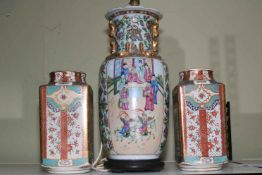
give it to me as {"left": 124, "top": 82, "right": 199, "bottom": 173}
{"left": 67, "top": 97, "right": 81, "bottom": 108}
{"left": 67, "top": 97, "right": 81, "bottom": 112}
{"left": 214, "top": 156, "right": 228, "bottom": 163}
{"left": 67, "top": 86, "right": 81, "bottom": 94}
{"left": 46, "top": 86, "right": 61, "bottom": 95}
{"left": 42, "top": 158, "right": 89, "bottom": 167}
{"left": 184, "top": 156, "right": 199, "bottom": 163}
{"left": 73, "top": 158, "right": 89, "bottom": 166}
{"left": 205, "top": 84, "right": 219, "bottom": 93}
{"left": 47, "top": 98, "right": 61, "bottom": 109}
{"left": 184, "top": 85, "right": 198, "bottom": 94}
{"left": 42, "top": 159, "right": 58, "bottom": 167}
{"left": 205, "top": 95, "right": 220, "bottom": 108}
{"left": 184, "top": 156, "right": 228, "bottom": 164}
{"left": 185, "top": 96, "right": 201, "bottom": 107}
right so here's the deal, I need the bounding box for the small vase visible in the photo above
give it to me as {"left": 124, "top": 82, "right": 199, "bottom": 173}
{"left": 39, "top": 71, "right": 93, "bottom": 173}
{"left": 99, "top": 0, "right": 169, "bottom": 172}
{"left": 173, "top": 69, "right": 228, "bottom": 171}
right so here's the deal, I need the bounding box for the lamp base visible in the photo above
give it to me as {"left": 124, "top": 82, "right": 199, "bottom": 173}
{"left": 104, "top": 158, "right": 164, "bottom": 173}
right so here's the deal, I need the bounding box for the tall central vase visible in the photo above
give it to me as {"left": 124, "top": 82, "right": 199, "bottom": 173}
{"left": 99, "top": 0, "right": 169, "bottom": 172}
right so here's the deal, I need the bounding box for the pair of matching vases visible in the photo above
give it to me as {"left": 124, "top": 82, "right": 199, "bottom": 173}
{"left": 39, "top": 0, "right": 229, "bottom": 173}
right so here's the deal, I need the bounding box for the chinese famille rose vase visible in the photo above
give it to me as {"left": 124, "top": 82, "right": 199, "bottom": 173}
{"left": 173, "top": 69, "right": 228, "bottom": 171}
{"left": 39, "top": 71, "right": 93, "bottom": 173}
{"left": 99, "top": 0, "right": 169, "bottom": 172}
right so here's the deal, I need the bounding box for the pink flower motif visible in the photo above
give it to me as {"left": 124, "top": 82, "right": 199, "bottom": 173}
{"left": 49, "top": 149, "right": 55, "bottom": 156}
{"left": 67, "top": 144, "right": 73, "bottom": 153}
{"left": 73, "top": 140, "right": 78, "bottom": 147}
{"left": 214, "top": 137, "right": 218, "bottom": 145}
{"left": 51, "top": 117, "right": 56, "bottom": 122}
{"left": 49, "top": 127, "right": 56, "bottom": 132}
{"left": 48, "top": 135, "right": 53, "bottom": 140}
{"left": 75, "top": 132, "right": 81, "bottom": 138}
{"left": 188, "top": 133, "right": 193, "bottom": 138}
{"left": 212, "top": 111, "right": 217, "bottom": 116}
{"left": 188, "top": 125, "right": 196, "bottom": 131}
{"left": 192, "top": 136, "right": 197, "bottom": 142}
{"left": 199, "top": 93, "right": 205, "bottom": 99}
{"left": 216, "top": 147, "right": 221, "bottom": 152}
{"left": 73, "top": 113, "right": 79, "bottom": 119}
{"left": 215, "top": 130, "right": 220, "bottom": 135}
{"left": 208, "top": 142, "right": 214, "bottom": 150}
{"left": 61, "top": 94, "right": 67, "bottom": 100}
{"left": 190, "top": 115, "right": 196, "bottom": 120}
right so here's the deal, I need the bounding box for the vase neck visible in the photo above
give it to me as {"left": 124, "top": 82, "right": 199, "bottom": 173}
{"left": 179, "top": 69, "right": 214, "bottom": 82}
{"left": 108, "top": 13, "right": 159, "bottom": 58}
{"left": 49, "top": 71, "right": 86, "bottom": 84}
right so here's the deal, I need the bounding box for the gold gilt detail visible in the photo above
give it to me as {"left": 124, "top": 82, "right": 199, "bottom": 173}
{"left": 107, "top": 17, "right": 161, "bottom": 58}
{"left": 152, "top": 19, "right": 159, "bottom": 53}
{"left": 109, "top": 20, "right": 115, "bottom": 38}
{"left": 106, "top": 44, "right": 160, "bottom": 60}
{"left": 109, "top": 20, "right": 117, "bottom": 54}
{"left": 152, "top": 20, "right": 159, "bottom": 38}
{"left": 107, "top": 40, "right": 160, "bottom": 60}
{"left": 110, "top": 41, "right": 117, "bottom": 54}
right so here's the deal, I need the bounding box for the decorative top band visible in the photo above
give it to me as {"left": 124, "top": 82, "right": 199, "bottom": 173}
{"left": 106, "top": 49, "right": 161, "bottom": 60}
{"left": 179, "top": 69, "right": 214, "bottom": 81}
{"left": 106, "top": 10, "right": 161, "bottom": 21}
{"left": 49, "top": 71, "right": 86, "bottom": 84}
{"left": 105, "top": 0, "right": 162, "bottom": 20}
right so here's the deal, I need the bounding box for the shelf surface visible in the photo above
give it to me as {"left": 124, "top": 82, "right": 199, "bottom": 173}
{"left": 0, "top": 162, "right": 261, "bottom": 175}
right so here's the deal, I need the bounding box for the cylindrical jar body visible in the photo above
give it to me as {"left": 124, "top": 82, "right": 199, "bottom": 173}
{"left": 99, "top": 57, "right": 169, "bottom": 160}
{"left": 173, "top": 69, "right": 228, "bottom": 171}
{"left": 39, "top": 71, "right": 93, "bottom": 173}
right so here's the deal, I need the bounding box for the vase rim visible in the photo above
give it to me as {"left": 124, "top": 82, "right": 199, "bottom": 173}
{"left": 105, "top": 4, "right": 162, "bottom": 20}
{"left": 49, "top": 70, "right": 86, "bottom": 75}
{"left": 49, "top": 70, "right": 86, "bottom": 84}
{"left": 179, "top": 69, "right": 214, "bottom": 81}
{"left": 179, "top": 68, "right": 213, "bottom": 74}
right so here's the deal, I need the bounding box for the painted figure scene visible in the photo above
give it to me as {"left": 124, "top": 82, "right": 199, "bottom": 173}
{"left": 105, "top": 58, "right": 166, "bottom": 154}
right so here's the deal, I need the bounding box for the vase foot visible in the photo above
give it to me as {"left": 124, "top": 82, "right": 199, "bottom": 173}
{"left": 104, "top": 158, "right": 164, "bottom": 172}
{"left": 178, "top": 163, "right": 225, "bottom": 172}
{"left": 42, "top": 166, "right": 91, "bottom": 174}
